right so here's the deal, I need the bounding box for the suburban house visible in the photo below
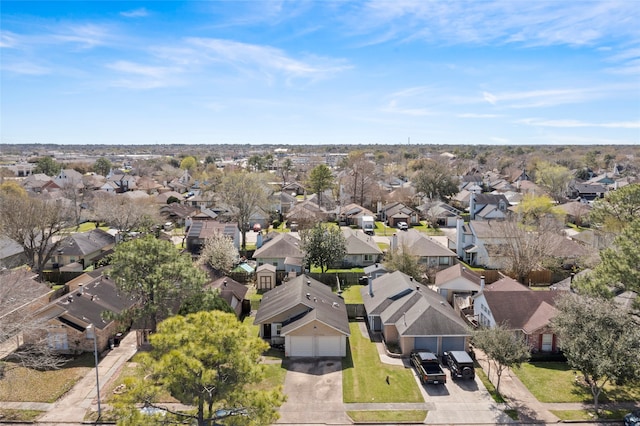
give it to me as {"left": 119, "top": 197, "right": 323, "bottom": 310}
{"left": 54, "top": 169, "right": 85, "bottom": 190}
{"left": 285, "top": 200, "right": 329, "bottom": 229}
{"left": 417, "top": 201, "right": 462, "bottom": 228}
{"left": 46, "top": 229, "right": 116, "bottom": 270}
{"left": 379, "top": 202, "right": 420, "bottom": 227}
{"left": 360, "top": 271, "right": 472, "bottom": 356}
{"left": 22, "top": 173, "right": 56, "bottom": 193}
{"left": 206, "top": 276, "right": 250, "bottom": 318}
{"left": 433, "top": 264, "right": 483, "bottom": 305}
{"left": 341, "top": 228, "right": 382, "bottom": 268}
{"left": 472, "top": 276, "right": 563, "bottom": 353}
{"left": 337, "top": 203, "right": 375, "bottom": 227}
{"left": 363, "top": 263, "right": 388, "bottom": 281}
{"left": 253, "top": 274, "right": 350, "bottom": 357}
{"left": 469, "top": 193, "right": 510, "bottom": 220}
{"left": 0, "top": 236, "right": 27, "bottom": 269}
{"left": 567, "top": 182, "right": 607, "bottom": 201}
{"left": 253, "top": 232, "right": 304, "bottom": 273}
{"left": 391, "top": 230, "right": 457, "bottom": 270}
{"left": 30, "top": 270, "right": 135, "bottom": 354}
{"left": 456, "top": 220, "right": 509, "bottom": 269}
{"left": 185, "top": 220, "right": 240, "bottom": 255}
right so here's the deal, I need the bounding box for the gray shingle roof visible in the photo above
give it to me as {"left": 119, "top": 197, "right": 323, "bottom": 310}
{"left": 254, "top": 274, "right": 349, "bottom": 336}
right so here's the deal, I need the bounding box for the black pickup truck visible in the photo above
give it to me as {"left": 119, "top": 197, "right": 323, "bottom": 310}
{"left": 410, "top": 351, "right": 447, "bottom": 385}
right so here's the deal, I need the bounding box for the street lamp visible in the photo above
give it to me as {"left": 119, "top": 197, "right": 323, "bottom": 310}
{"left": 86, "top": 324, "right": 102, "bottom": 419}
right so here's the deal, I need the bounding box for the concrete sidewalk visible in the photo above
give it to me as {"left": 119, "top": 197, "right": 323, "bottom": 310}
{"left": 35, "top": 331, "right": 138, "bottom": 424}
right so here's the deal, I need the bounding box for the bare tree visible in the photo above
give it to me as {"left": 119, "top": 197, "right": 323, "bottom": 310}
{"left": 91, "top": 193, "right": 160, "bottom": 236}
{"left": 0, "top": 269, "right": 66, "bottom": 377}
{"left": 0, "top": 193, "right": 72, "bottom": 281}
{"left": 217, "top": 171, "right": 271, "bottom": 252}
{"left": 343, "top": 152, "right": 378, "bottom": 208}
{"left": 492, "top": 216, "right": 561, "bottom": 284}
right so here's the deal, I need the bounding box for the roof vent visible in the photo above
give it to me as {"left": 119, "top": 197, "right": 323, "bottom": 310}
{"left": 77, "top": 284, "right": 84, "bottom": 296}
{"left": 410, "top": 276, "right": 414, "bottom": 281}
{"left": 67, "top": 295, "right": 73, "bottom": 303}
{"left": 307, "top": 280, "right": 311, "bottom": 286}
{"left": 223, "top": 280, "right": 227, "bottom": 287}
{"left": 332, "top": 302, "right": 339, "bottom": 308}
{"left": 306, "top": 293, "right": 311, "bottom": 299}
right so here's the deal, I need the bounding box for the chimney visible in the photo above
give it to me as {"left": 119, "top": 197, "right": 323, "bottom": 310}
{"left": 469, "top": 192, "right": 476, "bottom": 220}
{"left": 391, "top": 233, "right": 398, "bottom": 253}
{"left": 570, "top": 273, "right": 575, "bottom": 283}
{"left": 77, "top": 284, "right": 84, "bottom": 296}
{"left": 223, "top": 280, "right": 227, "bottom": 287}
{"left": 480, "top": 275, "right": 485, "bottom": 293}
{"left": 456, "top": 218, "right": 465, "bottom": 258}
{"left": 256, "top": 232, "right": 263, "bottom": 249}
{"left": 368, "top": 275, "right": 373, "bottom": 297}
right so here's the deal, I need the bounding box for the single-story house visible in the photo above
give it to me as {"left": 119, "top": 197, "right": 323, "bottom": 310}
{"left": 473, "top": 276, "right": 564, "bottom": 353}
{"left": 29, "top": 270, "right": 134, "bottom": 354}
{"left": 253, "top": 232, "right": 304, "bottom": 272}
{"left": 254, "top": 274, "right": 350, "bottom": 357}
{"left": 391, "top": 230, "right": 457, "bottom": 270}
{"left": 206, "top": 276, "right": 250, "bottom": 318}
{"left": 341, "top": 228, "right": 382, "bottom": 268}
{"left": 46, "top": 229, "right": 115, "bottom": 270}
{"left": 186, "top": 220, "right": 240, "bottom": 255}
{"left": 361, "top": 271, "right": 472, "bottom": 356}
{"left": 379, "top": 202, "right": 420, "bottom": 227}
{"left": 433, "top": 263, "right": 483, "bottom": 305}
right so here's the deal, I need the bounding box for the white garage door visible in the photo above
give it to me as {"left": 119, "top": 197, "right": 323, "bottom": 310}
{"left": 316, "top": 336, "right": 342, "bottom": 357}
{"left": 289, "top": 336, "right": 313, "bottom": 357}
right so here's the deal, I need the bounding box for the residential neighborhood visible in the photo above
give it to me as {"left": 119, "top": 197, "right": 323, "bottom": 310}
{"left": 0, "top": 143, "right": 639, "bottom": 425}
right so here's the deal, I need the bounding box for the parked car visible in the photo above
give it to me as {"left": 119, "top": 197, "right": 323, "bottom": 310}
{"left": 625, "top": 410, "right": 640, "bottom": 426}
{"left": 410, "top": 351, "right": 447, "bottom": 385}
{"left": 443, "top": 351, "right": 475, "bottom": 380}
{"left": 397, "top": 221, "right": 408, "bottom": 231}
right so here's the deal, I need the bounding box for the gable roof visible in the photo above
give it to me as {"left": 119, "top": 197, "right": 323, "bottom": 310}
{"left": 253, "top": 232, "right": 303, "bottom": 259}
{"left": 361, "top": 271, "right": 470, "bottom": 337}
{"left": 482, "top": 290, "right": 562, "bottom": 334}
{"left": 57, "top": 229, "right": 115, "bottom": 257}
{"left": 434, "top": 263, "right": 482, "bottom": 287}
{"left": 343, "top": 229, "right": 382, "bottom": 255}
{"left": 395, "top": 230, "right": 455, "bottom": 257}
{"left": 483, "top": 276, "right": 529, "bottom": 292}
{"left": 254, "top": 274, "right": 349, "bottom": 336}
{"left": 207, "top": 276, "right": 248, "bottom": 316}
{"left": 187, "top": 220, "right": 237, "bottom": 240}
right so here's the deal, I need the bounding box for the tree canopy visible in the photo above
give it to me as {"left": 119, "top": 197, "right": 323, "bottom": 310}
{"left": 110, "top": 236, "right": 208, "bottom": 332}
{"left": 179, "top": 156, "right": 198, "bottom": 172}
{"left": 307, "top": 164, "right": 334, "bottom": 206}
{"left": 589, "top": 183, "right": 640, "bottom": 233}
{"left": 33, "top": 156, "right": 62, "bottom": 176}
{"left": 300, "top": 224, "right": 346, "bottom": 273}
{"left": 473, "top": 324, "right": 530, "bottom": 395}
{"left": 383, "top": 245, "right": 425, "bottom": 282}
{"left": 113, "top": 311, "right": 285, "bottom": 426}
{"left": 552, "top": 293, "right": 640, "bottom": 414}
{"left": 411, "top": 161, "right": 459, "bottom": 201}
{"left": 93, "top": 157, "right": 112, "bottom": 176}
{"left": 535, "top": 161, "right": 572, "bottom": 202}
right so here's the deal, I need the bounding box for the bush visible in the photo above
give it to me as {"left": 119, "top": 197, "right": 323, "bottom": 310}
{"left": 272, "top": 220, "right": 281, "bottom": 229}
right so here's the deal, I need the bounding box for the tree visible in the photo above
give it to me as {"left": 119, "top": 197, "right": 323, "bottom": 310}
{"left": 279, "top": 158, "right": 294, "bottom": 186}
{"left": 574, "top": 219, "right": 640, "bottom": 296}
{"left": 300, "top": 224, "right": 346, "bottom": 273}
{"left": 0, "top": 180, "right": 27, "bottom": 198}
{"left": 247, "top": 155, "right": 266, "bottom": 172}
{"left": 180, "top": 156, "right": 198, "bottom": 173}
{"left": 493, "top": 216, "right": 562, "bottom": 284}
{"left": 218, "top": 171, "right": 271, "bottom": 252}
{"left": 113, "top": 311, "right": 285, "bottom": 426}
{"left": 412, "top": 161, "right": 459, "bottom": 201}
{"left": 197, "top": 232, "right": 240, "bottom": 275}
{"left": 178, "top": 288, "right": 235, "bottom": 316}
{"left": 91, "top": 193, "right": 160, "bottom": 235}
{"left": 110, "top": 236, "right": 208, "bottom": 332}
{"left": 535, "top": 161, "right": 572, "bottom": 202}
{"left": 0, "top": 269, "right": 67, "bottom": 378}
{"left": 93, "top": 157, "right": 112, "bottom": 176}
{"left": 589, "top": 183, "right": 640, "bottom": 233}
{"left": 384, "top": 245, "right": 425, "bottom": 282}
{"left": 307, "top": 164, "right": 334, "bottom": 207}
{"left": 515, "top": 194, "right": 565, "bottom": 227}
{"left": 33, "top": 156, "right": 61, "bottom": 176}
{"left": 473, "top": 324, "right": 530, "bottom": 395}
{"left": 0, "top": 193, "right": 71, "bottom": 281}
{"left": 343, "top": 151, "right": 378, "bottom": 207}
{"left": 552, "top": 293, "right": 640, "bottom": 415}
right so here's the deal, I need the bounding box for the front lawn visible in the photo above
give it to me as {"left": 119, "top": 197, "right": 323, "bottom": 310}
{"left": 0, "top": 353, "right": 94, "bottom": 403}
{"left": 347, "top": 410, "right": 427, "bottom": 422}
{"left": 342, "top": 322, "right": 423, "bottom": 403}
{"left": 513, "top": 362, "right": 640, "bottom": 404}
{"left": 0, "top": 409, "right": 44, "bottom": 421}
{"left": 550, "top": 409, "right": 627, "bottom": 421}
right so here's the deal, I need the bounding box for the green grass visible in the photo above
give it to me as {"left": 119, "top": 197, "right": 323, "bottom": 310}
{"left": 0, "top": 409, "right": 44, "bottom": 421}
{"left": 513, "top": 362, "right": 640, "bottom": 404}
{"left": 550, "top": 409, "right": 627, "bottom": 421}
{"left": 475, "top": 367, "right": 505, "bottom": 403}
{"left": 254, "top": 362, "right": 287, "bottom": 392}
{"left": 341, "top": 285, "right": 364, "bottom": 304}
{"left": 343, "top": 322, "right": 423, "bottom": 404}
{"left": 504, "top": 409, "right": 519, "bottom": 420}
{"left": 0, "top": 353, "right": 94, "bottom": 403}
{"left": 347, "top": 410, "right": 427, "bottom": 422}
{"left": 377, "top": 242, "right": 389, "bottom": 251}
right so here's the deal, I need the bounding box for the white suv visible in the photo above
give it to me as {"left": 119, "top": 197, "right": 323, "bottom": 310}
{"left": 397, "top": 221, "right": 408, "bottom": 231}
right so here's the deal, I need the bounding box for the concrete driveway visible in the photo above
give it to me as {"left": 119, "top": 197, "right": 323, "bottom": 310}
{"left": 277, "top": 358, "right": 351, "bottom": 425}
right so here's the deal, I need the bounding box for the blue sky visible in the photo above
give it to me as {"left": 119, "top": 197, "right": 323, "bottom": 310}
{"left": 1, "top": 1, "right": 639, "bottom": 146}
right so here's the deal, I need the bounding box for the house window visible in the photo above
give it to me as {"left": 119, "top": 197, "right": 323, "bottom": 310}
{"left": 439, "top": 257, "right": 450, "bottom": 265}
{"left": 541, "top": 334, "right": 553, "bottom": 352}
{"left": 364, "top": 254, "right": 373, "bottom": 262}
{"left": 274, "top": 324, "right": 282, "bottom": 336}
{"left": 48, "top": 333, "right": 68, "bottom": 350}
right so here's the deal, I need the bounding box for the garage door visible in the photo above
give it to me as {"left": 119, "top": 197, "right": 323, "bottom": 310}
{"left": 414, "top": 337, "right": 438, "bottom": 352}
{"left": 317, "top": 336, "right": 342, "bottom": 357}
{"left": 441, "top": 337, "right": 466, "bottom": 353}
{"left": 289, "top": 336, "right": 313, "bottom": 357}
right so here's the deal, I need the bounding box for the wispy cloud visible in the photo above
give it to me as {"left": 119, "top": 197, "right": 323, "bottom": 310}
{"left": 185, "top": 37, "right": 351, "bottom": 82}
{"left": 482, "top": 88, "right": 601, "bottom": 109}
{"left": 120, "top": 8, "right": 149, "bottom": 18}
{"left": 518, "top": 118, "right": 640, "bottom": 129}
{"left": 1, "top": 61, "right": 50, "bottom": 75}
{"left": 106, "top": 60, "right": 183, "bottom": 89}
{"left": 0, "top": 30, "right": 19, "bottom": 48}
{"left": 458, "top": 113, "right": 502, "bottom": 118}
{"left": 346, "top": 1, "right": 640, "bottom": 48}
{"left": 51, "top": 23, "right": 113, "bottom": 49}
{"left": 381, "top": 99, "right": 433, "bottom": 116}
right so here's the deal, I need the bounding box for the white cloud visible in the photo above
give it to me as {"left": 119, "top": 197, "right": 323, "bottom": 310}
{"left": 483, "top": 91, "right": 497, "bottom": 105}
{"left": 120, "top": 8, "right": 149, "bottom": 18}
{"left": 458, "top": 113, "right": 502, "bottom": 118}
{"left": 381, "top": 99, "right": 433, "bottom": 116}
{"left": 517, "top": 118, "right": 640, "bottom": 129}
{"left": 1, "top": 61, "right": 50, "bottom": 75}
{"left": 106, "top": 60, "right": 183, "bottom": 89}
